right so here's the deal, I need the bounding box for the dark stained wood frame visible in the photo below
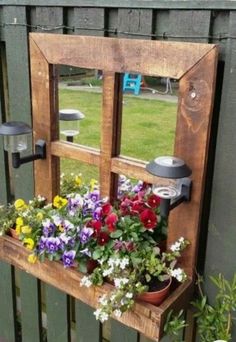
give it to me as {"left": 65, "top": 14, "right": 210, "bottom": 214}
{"left": 0, "top": 33, "right": 218, "bottom": 340}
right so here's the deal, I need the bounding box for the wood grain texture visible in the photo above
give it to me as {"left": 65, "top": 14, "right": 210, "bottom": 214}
{"left": 51, "top": 141, "right": 100, "bottom": 166}
{"left": 167, "top": 47, "right": 219, "bottom": 277}
{"left": 30, "top": 38, "right": 60, "bottom": 200}
{"left": 30, "top": 33, "right": 214, "bottom": 79}
{"left": 100, "top": 72, "right": 122, "bottom": 200}
{"left": 0, "top": 236, "right": 193, "bottom": 341}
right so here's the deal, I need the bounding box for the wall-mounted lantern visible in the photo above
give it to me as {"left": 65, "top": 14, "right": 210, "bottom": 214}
{"left": 146, "top": 156, "right": 192, "bottom": 218}
{"left": 59, "top": 109, "right": 85, "bottom": 143}
{"left": 0, "top": 121, "right": 46, "bottom": 169}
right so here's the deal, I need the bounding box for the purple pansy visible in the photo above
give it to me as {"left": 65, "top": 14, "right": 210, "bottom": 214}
{"left": 67, "top": 194, "right": 83, "bottom": 216}
{"left": 42, "top": 219, "right": 56, "bottom": 237}
{"left": 38, "top": 236, "right": 47, "bottom": 252}
{"left": 79, "top": 227, "right": 94, "bottom": 244}
{"left": 93, "top": 206, "right": 102, "bottom": 220}
{"left": 45, "top": 237, "right": 61, "bottom": 253}
{"left": 62, "top": 250, "right": 76, "bottom": 268}
{"left": 89, "top": 190, "right": 100, "bottom": 203}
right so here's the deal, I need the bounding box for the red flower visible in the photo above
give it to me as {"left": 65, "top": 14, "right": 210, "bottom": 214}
{"left": 131, "top": 200, "right": 145, "bottom": 214}
{"left": 90, "top": 220, "right": 102, "bottom": 237}
{"left": 97, "top": 232, "right": 110, "bottom": 246}
{"left": 120, "top": 197, "right": 132, "bottom": 215}
{"left": 101, "top": 203, "right": 112, "bottom": 216}
{"left": 105, "top": 213, "right": 118, "bottom": 232}
{"left": 140, "top": 209, "right": 157, "bottom": 229}
{"left": 148, "top": 194, "right": 160, "bottom": 208}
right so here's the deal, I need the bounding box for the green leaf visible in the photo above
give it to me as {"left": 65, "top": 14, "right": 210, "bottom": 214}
{"left": 110, "top": 230, "right": 123, "bottom": 238}
{"left": 92, "top": 249, "right": 102, "bottom": 260}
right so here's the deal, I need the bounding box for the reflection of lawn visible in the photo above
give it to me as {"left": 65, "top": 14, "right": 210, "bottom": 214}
{"left": 59, "top": 89, "right": 177, "bottom": 182}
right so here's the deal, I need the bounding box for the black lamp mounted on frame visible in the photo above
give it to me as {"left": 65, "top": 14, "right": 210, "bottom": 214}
{"left": 146, "top": 156, "right": 192, "bottom": 218}
{"left": 0, "top": 121, "right": 46, "bottom": 169}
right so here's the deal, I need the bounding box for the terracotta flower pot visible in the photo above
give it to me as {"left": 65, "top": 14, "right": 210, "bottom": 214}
{"left": 138, "top": 277, "right": 172, "bottom": 306}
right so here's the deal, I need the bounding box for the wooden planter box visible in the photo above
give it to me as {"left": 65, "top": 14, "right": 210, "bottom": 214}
{"left": 0, "top": 235, "right": 193, "bottom": 341}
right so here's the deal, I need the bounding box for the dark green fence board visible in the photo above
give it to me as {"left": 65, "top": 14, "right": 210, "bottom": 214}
{"left": 34, "top": 6, "right": 64, "bottom": 33}
{"left": 110, "top": 320, "right": 139, "bottom": 342}
{"left": 75, "top": 301, "right": 101, "bottom": 342}
{"left": 2, "top": 1, "right": 236, "bottom": 10}
{"left": 118, "top": 8, "right": 153, "bottom": 39}
{"left": 46, "top": 285, "right": 70, "bottom": 342}
{"left": 73, "top": 7, "right": 105, "bottom": 36}
{"left": 168, "top": 10, "right": 211, "bottom": 42}
{"left": 19, "top": 273, "right": 42, "bottom": 342}
{"left": 211, "top": 10, "right": 229, "bottom": 60}
{"left": 204, "top": 10, "right": 236, "bottom": 340}
{"left": 3, "top": 5, "right": 34, "bottom": 200}
{"left": 0, "top": 262, "right": 17, "bottom": 342}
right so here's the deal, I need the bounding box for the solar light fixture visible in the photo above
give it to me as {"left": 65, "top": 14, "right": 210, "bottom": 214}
{"left": 146, "top": 156, "right": 192, "bottom": 218}
{"left": 0, "top": 121, "right": 46, "bottom": 169}
{"left": 59, "top": 109, "right": 85, "bottom": 142}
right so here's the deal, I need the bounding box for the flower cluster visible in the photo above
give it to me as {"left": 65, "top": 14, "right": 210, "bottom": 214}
{"left": 0, "top": 174, "right": 189, "bottom": 322}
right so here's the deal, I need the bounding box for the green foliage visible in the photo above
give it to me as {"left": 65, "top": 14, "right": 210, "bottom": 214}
{"left": 164, "top": 309, "right": 187, "bottom": 342}
{"left": 192, "top": 273, "right": 236, "bottom": 342}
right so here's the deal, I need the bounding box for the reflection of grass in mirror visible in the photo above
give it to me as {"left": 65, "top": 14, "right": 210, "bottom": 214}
{"left": 59, "top": 89, "right": 177, "bottom": 181}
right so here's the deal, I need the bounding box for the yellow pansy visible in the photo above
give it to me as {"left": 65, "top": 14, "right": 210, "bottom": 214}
{"left": 28, "top": 254, "right": 37, "bottom": 264}
{"left": 15, "top": 225, "right": 21, "bottom": 235}
{"left": 58, "top": 224, "right": 64, "bottom": 232}
{"left": 90, "top": 178, "right": 98, "bottom": 192}
{"left": 21, "top": 225, "right": 32, "bottom": 234}
{"left": 14, "top": 199, "right": 27, "bottom": 210}
{"left": 36, "top": 212, "right": 44, "bottom": 221}
{"left": 75, "top": 175, "right": 83, "bottom": 186}
{"left": 53, "top": 195, "right": 68, "bottom": 209}
{"left": 23, "top": 238, "right": 35, "bottom": 250}
{"left": 16, "top": 217, "right": 24, "bottom": 227}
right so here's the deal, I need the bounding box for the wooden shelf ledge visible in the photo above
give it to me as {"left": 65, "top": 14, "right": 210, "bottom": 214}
{"left": 0, "top": 236, "right": 194, "bottom": 341}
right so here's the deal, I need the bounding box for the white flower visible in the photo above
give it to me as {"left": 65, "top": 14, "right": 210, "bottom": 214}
{"left": 114, "top": 278, "right": 129, "bottom": 288}
{"left": 170, "top": 241, "right": 181, "bottom": 252}
{"left": 99, "top": 295, "right": 108, "bottom": 306}
{"left": 170, "top": 268, "right": 186, "bottom": 282}
{"left": 179, "top": 237, "right": 185, "bottom": 243}
{"left": 108, "top": 257, "right": 120, "bottom": 267}
{"left": 80, "top": 276, "right": 92, "bottom": 288}
{"left": 126, "top": 292, "right": 133, "bottom": 299}
{"left": 114, "top": 309, "right": 122, "bottom": 318}
{"left": 120, "top": 257, "right": 129, "bottom": 270}
{"left": 102, "top": 267, "right": 114, "bottom": 277}
{"left": 94, "top": 309, "right": 109, "bottom": 322}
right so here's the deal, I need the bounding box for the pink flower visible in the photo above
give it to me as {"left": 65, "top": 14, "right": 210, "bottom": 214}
{"left": 140, "top": 209, "right": 157, "bottom": 229}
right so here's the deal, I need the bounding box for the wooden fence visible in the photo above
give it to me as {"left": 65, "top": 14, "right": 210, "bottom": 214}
{"left": 0, "top": 2, "right": 235, "bottom": 341}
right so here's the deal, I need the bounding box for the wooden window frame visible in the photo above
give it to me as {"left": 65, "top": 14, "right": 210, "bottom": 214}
{"left": 0, "top": 33, "right": 218, "bottom": 340}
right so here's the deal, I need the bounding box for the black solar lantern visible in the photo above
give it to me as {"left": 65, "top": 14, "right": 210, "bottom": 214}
{"left": 0, "top": 121, "right": 46, "bottom": 168}
{"left": 146, "top": 156, "right": 192, "bottom": 218}
{"left": 59, "top": 109, "right": 85, "bottom": 142}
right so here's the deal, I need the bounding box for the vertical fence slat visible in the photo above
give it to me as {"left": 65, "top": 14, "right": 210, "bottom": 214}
{"left": 0, "top": 262, "right": 17, "bottom": 342}
{"left": 32, "top": 7, "right": 70, "bottom": 342}
{"left": 204, "top": 10, "right": 236, "bottom": 341}
{"left": 118, "top": 8, "right": 153, "bottom": 39}
{"left": 110, "top": 321, "right": 139, "bottom": 342}
{"left": 20, "top": 275, "right": 42, "bottom": 342}
{"left": 73, "top": 7, "right": 105, "bottom": 36}
{"left": 2, "top": 6, "right": 43, "bottom": 342}
{"left": 75, "top": 302, "right": 101, "bottom": 342}
{"left": 46, "top": 286, "right": 70, "bottom": 342}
